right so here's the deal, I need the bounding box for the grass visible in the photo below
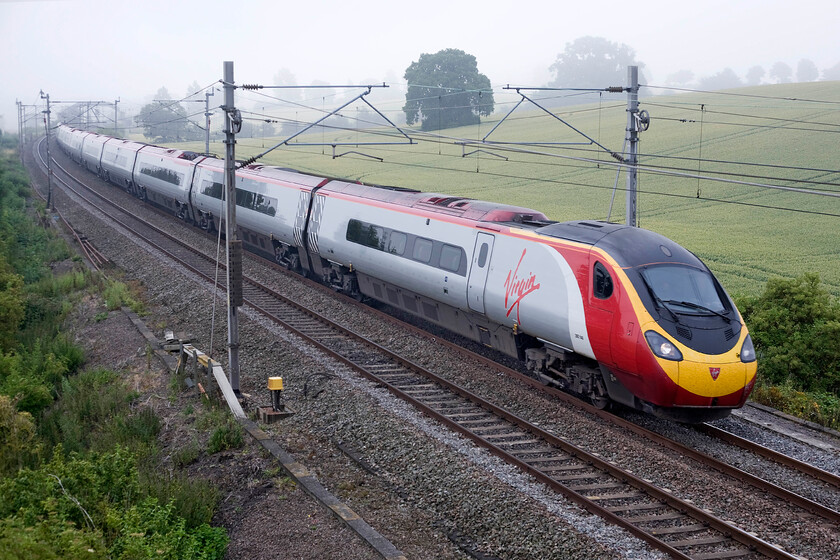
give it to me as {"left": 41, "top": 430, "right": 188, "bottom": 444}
{"left": 169, "top": 81, "right": 840, "bottom": 299}
{"left": 751, "top": 381, "right": 840, "bottom": 430}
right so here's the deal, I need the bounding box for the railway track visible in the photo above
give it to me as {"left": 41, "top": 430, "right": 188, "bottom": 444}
{"left": 33, "top": 138, "right": 837, "bottom": 559}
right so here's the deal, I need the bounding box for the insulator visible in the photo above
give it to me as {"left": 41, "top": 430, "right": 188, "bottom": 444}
{"left": 606, "top": 86, "right": 625, "bottom": 93}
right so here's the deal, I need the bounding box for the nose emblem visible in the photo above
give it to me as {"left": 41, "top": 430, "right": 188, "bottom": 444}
{"left": 709, "top": 367, "right": 721, "bottom": 380}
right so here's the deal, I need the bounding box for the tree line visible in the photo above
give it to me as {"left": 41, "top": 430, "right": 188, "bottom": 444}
{"left": 128, "top": 37, "right": 839, "bottom": 139}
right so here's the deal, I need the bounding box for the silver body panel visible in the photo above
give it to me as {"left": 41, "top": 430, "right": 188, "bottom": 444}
{"left": 100, "top": 139, "right": 145, "bottom": 188}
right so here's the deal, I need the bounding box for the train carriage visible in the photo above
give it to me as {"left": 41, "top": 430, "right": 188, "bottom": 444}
{"left": 80, "top": 133, "right": 111, "bottom": 175}
{"left": 100, "top": 138, "right": 145, "bottom": 192}
{"left": 191, "top": 161, "right": 328, "bottom": 266}
{"left": 132, "top": 145, "right": 203, "bottom": 217}
{"left": 62, "top": 128, "right": 89, "bottom": 162}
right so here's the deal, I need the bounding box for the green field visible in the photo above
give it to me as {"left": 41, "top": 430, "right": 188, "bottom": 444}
{"left": 168, "top": 81, "right": 840, "bottom": 299}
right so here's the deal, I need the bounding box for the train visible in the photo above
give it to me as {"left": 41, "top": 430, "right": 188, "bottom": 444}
{"left": 55, "top": 124, "right": 757, "bottom": 423}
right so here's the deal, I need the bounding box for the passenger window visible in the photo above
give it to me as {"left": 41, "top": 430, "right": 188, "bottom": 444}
{"left": 477, "top": 243, "right": 489, "bottom": 267}
{"left": 440, "top": 244, "right": 462, "bottom": 272}
{"left": 388, "top": 231, "right": 407, "bottom": 255}
{"left": 593, "top": 262, "right": 613, "bottom": 299}
{"left": 413, "top": 238, "right": 433, "bottom": 263}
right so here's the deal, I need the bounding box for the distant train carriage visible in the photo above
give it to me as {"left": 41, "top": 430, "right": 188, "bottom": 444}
{"left": 99, "top": 138, "right": 145, "bottom": 192}
{"left": 132, "top": 145, "right": 203, "bottom": 217}
{"left": 80, "top": 133, "right": 110, "bottom": 175}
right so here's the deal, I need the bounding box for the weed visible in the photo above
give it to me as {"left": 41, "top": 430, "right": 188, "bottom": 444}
{"left": 207, "top": 419, "right": 244, "bottom": 454}
{"left": 172, "top": 440, "right": 201, "bottom": 469}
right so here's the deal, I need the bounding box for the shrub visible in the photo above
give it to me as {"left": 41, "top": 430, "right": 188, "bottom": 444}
{"left": 0, "top": 268, "right": 24, "bottom": 351}
{"left": 38, "top": 369, "right": 132, "bottom": 454}
{"left": 207, "top": 418, "right": 244, "bottom": 454}
{"left": 751, "top": 381, "right": 840, "bottom": 430}
{"left": 739, "top": 273, "right": 840, "bottom": 394}
{"left": 106, "top": 497, "right": 227, "bottom": 560}
{"left": 172, "top": 440, "right": 200, "bottom": 469}
{"left": 0, "top": 515, "right": 107, "bottom": 559}
{"left": 0, "top": 394, "right": 41, "bottom": 475}
{"left": 141, "top": 471, "right": 219, "bottom": 529}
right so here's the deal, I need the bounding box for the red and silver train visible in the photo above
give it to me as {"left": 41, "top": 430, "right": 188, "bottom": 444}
{"left": 56, "top": 124, "right": 757, "bottom": 422}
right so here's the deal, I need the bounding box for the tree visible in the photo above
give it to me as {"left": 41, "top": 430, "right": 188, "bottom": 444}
{"left": 823, "top": 61, "right": 840, "bottom": 81}
{"left": 796, "top": 59, "right": 819, "bottom": 82}
{"left": 769, "top": 61, "right": 793, "bottom": 83}
{"left": 185, "top": 81, "right": 202, "bottom": 98}
{"left": 549, "top": 36, "right": 646, "bottom": 89}
{"left": 135, "top": 87, "right": 200, "bottom": 143}
{"left": 665, "top": 70, "right": 694, "bottom": 88}
{"left": 273, "top": 68, "right": 301, "bottom": 103}
{"left": 403, "top": 48, "right": 494, "bottom": 131}
{"left": 698, "top": 68, "right": 742, "bottom": 91}
{"left": 745, "top": 66, "right": 765, "bottom": 86}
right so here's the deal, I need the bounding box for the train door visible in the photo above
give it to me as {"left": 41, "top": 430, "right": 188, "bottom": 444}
{"left": 467, "top": 232, "right": 495, "bottom": 313}
{"left": 589, "top": 253, "right": 616, "bottom": 366}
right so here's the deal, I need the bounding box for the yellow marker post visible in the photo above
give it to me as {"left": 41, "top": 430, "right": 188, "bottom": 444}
{"left": 268, "top": 377, "right": 284, "bottom": 411}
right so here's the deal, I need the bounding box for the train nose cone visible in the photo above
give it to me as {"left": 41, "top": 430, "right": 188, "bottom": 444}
{"left": 675, "top": 358, "right": 754, "bottom": 407}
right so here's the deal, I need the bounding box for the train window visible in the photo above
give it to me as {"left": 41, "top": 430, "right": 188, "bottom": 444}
{"left": 388, "top": 231, "right": 407, "bottom": 255}
{"left": 413, "top": 238, "right": 433, "bottom": 263}
{"left": 140, "top": 164, "right": 183, "bottom": 186}
{"left": 347, "top": 219, "right": 384, "bottom": 249}
{"left": 593, "top": 262, "right": 613, "bottom": 299}
{"left": 641, "top": 265, "right": 727, "bottom": 314}
{"left": 201, "top": 180, "right": 224, "bottom": 200}
{"left": 236, "top": 189, "right": 255, "bottom": 208}
{"left": 440, "top": 244, "right": 462, "bottom": 272}
{"left": 477, "top": 243, "right": 489, "bottom": 267}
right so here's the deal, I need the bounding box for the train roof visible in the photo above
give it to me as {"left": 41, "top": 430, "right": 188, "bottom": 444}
{"left": 538, "top": 220, "right": 702, "bottom": 269}
{"left": 322, "top": 180, "right": 550, "bottom": 223}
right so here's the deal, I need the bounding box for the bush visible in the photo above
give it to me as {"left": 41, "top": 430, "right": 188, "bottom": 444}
{"left": 739, "top": 273, "right": 840, "bottom": 394}
{"left": 0, "top": 394, "right": 41, "bottom": 475}
{"left": 751, "top": 381, "right": 840, "bottom": 430}
{"left": 0, "top": 268, "right": 24, "bottom": 351}
{"left": 0, "top": 446, "right": 140, "bottom": 528}
{"left": 38, "top": 369, "right": 133, "bottom": 454}
{"left": 141, "top": 471, "right": 219, "bottom": 529}
{"left": 107, "top": 497, "right": 227, "bottom": 560}
{"left": 0, "top": 515, "right": 107, "bottom": 559}
{"left": 207, "top": 418, "right": 244, "bottom": 454}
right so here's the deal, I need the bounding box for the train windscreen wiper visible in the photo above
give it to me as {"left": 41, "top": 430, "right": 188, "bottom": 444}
{"left": 662, "top": 300, "right": 731, "bottom": 323}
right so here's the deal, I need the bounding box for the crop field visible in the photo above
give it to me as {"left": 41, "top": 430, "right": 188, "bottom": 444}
{"left": 170, "top": 81, "right": 840, "bottom": 298}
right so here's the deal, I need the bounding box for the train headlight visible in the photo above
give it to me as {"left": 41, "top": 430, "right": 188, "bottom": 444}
{"left": 644, "top": 331, "right": 683, "bottom": 361}
{"left": 740, "top": 334, "right": 756, "bottom": 363}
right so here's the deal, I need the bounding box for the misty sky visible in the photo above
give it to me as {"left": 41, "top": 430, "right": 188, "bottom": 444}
{"left": 2, "top": 0, "right": 839, "bottom": 133}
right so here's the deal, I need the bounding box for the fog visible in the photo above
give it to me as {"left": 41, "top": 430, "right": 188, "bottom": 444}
{"left": 2, "top": 0, "right": 839, "bottom": 134}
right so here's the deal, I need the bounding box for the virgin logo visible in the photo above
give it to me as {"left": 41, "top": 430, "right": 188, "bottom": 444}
{"left": 504, "top": 249, "right": 541, "bottom": 323}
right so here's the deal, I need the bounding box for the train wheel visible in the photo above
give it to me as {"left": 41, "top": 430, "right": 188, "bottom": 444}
{"left": 590, "top": 375, "right": 610, "bottom": 410}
